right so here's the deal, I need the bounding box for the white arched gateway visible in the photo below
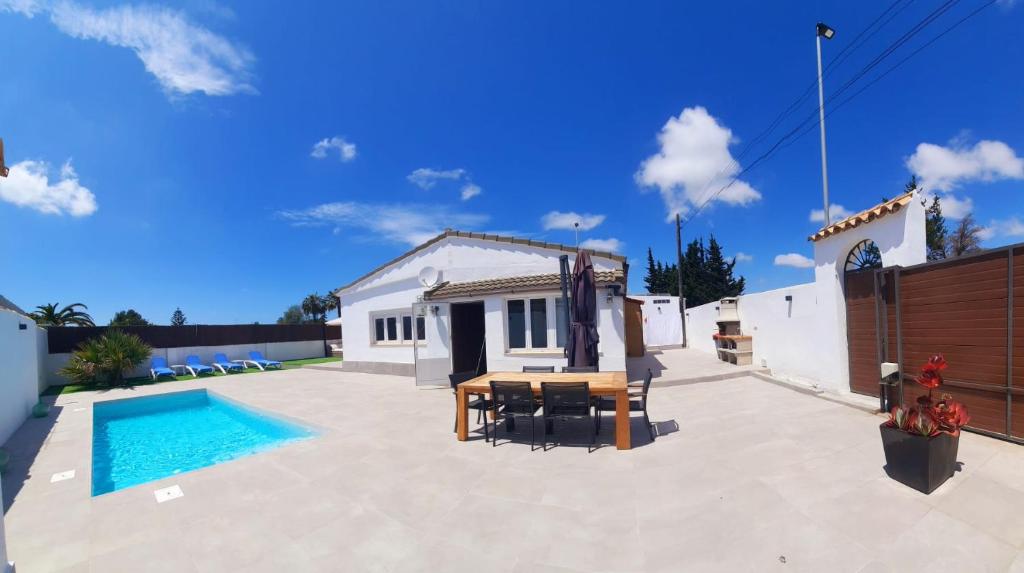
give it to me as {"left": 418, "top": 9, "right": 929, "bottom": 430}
{"left": 810, "top": 191, "right": 926, "bottom": 394}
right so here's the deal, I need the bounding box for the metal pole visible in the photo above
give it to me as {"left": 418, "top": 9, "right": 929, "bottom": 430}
{"left": 558, "top": 255, "right": 571, "bottom": 357}
{"left": 675, "top": 213, "right": 687, "bottom": 347}
{"left": 816, "top": 32, "right": 831, "bottom": 227}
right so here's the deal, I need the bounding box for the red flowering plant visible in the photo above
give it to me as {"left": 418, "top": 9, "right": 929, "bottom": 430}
{"left": 885, "top": 354, "right": 971, "bottom": 437}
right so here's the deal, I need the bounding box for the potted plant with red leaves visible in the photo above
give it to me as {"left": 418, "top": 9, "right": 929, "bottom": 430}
{"left": 880, "top": 354, "right": 971, "bottom": 494}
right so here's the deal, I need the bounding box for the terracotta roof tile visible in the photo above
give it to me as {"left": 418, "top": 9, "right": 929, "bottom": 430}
{"left": 808, "top": 192, "right": 915, "bottom": 242}
{"left": 423, "top": 270, "right": 624, "bottom": 300}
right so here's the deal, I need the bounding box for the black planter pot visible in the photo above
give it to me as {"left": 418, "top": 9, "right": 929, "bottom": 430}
{"left": 879, "top": 423, "right": 959, "bottom": 494}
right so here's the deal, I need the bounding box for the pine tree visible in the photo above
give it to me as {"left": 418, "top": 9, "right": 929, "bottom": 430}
{"left": 170, "top": 307, "right": 187, "bottom": 326}
{"left": 924, "top": 196, "right": 948, "bottom": 261}
{"left": 644, "top": 248, "right": 661, "bottom": 293}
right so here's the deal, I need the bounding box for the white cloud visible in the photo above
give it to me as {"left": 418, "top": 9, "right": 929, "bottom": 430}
{"left": 773, "top": 253, "right": 814, "bottom": 268}
{"left": 1, "top": 0, "right": 42, "bottom": 16}
{"left": 734, "top": 252, "right": 753, "bottom": 263}
{"left": 929, "top": 192, "right": 974, "bottom": 219}
{"left": 8, "top": 1, "right": 256, "bottom": 97}
{"left": 906, "top": 138, "right": 1024, "bottom": 192}
{"left": 977, "top": 226, "right": 996, "bottom": 241}
{"left": 809, "top": 204, "right": 853, "bottom": 223}
{"left": 278, "top": 201, "right": 489, "bottom": 246}
{"left": 636, "top": 106, "right": 761, "bottom": 219}
{"left": 981, "top": 217, "right": 1024, "bottom": 240}
{"left": 460, "top": 183, "right": 482, "bottom": 201}
{"left": 311, "top": 137, "right": 356, "bottom": 162}
{"left": 0, "top": 159, "right": 97, "bottom": 216}
{"left": 541, "top": 211, "right": 605, "bottom": 231}
{"left": 407, "top": 168, "right": 466, "bottom": 190}
{"left": 580, "top": 238, "right": 623, "bottom": 253}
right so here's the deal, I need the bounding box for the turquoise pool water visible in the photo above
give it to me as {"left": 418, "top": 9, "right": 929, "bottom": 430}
{"left": 92, "top": 389, "right": 314, "bottom": 496}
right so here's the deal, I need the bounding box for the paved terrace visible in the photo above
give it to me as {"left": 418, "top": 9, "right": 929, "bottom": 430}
{"left": 3, "top": 357, "right": 1024, "bottom": 572}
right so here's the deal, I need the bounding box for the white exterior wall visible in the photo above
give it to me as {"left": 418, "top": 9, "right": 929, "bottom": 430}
{"left": 44, "top": 340, "right": 324, "bottom": 384}
{"left": 684, "top": 192, "right": 926, "bottom": 393}
{"left": 684, "top": 302, "right": 720, "bottom": 355}
{"left": 0, "top": 310, "right": 44, "bottom": 446}
{"left": 811, "top": 193, "right": 926, "bottom": 393}
{"left": 633, "top": 295, "right": 683, "bottom": 347}
{"left": 338, "top": 236, "right": 625, "bottom": 373}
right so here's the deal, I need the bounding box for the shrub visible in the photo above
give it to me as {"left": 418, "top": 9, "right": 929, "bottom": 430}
{"left": 60, "top": 329, "right": 152, "bottom": 386}
{"left": 884, "top": 354, "right": 971, "bottom": 437}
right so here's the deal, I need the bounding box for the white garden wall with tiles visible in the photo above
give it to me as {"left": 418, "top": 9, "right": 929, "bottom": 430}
{"left": 0, "top": 310, "right": 45, "bottom": 446}
{"left": 44, "top": 340, "right": 324, "bottom": 384}
{"left": 684, "top": 191, "right": 926, "bottom": 394}
{"left": 338, "top": 235, "right": 626, "bottom": 376}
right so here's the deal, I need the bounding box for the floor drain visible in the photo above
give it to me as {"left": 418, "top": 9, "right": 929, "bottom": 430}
{"left": 154, "top": 485, "right": 184, "bottom": 503}
{"left": 50, "top": 470, "right": 76, "bottom": 483}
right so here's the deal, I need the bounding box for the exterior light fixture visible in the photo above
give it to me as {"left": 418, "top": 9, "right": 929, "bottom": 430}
{"left": 815, "top": 21, "right": 835, "bottom": 226}
{"left": 816, "top": 22, "right": 835, "bottom": 39}
{"left": 785, "top": 295, "right": 793, "bottom": 302}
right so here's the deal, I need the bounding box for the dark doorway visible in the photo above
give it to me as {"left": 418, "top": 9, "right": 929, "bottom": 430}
{"left": 450, "top": 301, "right": 487, "bottom": 375}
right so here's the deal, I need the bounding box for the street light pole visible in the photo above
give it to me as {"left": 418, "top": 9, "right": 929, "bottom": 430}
{"left": 815, "top": 22, "right": 835, "bottom": 227}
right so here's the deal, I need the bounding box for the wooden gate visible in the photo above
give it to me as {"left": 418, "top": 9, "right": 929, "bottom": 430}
{"left": 847, "top": 244, "right": 1024, "bottom": 441}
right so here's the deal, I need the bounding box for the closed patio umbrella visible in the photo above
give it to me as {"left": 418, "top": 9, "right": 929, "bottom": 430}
{"left": 566, "top": 250, "right": 599, "bottom": 368}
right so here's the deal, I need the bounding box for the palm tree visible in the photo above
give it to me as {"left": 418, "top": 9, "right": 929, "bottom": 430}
{"left": 301, "top": 293, "right": 325, "bottom": 322}
{"left": 29, "top": 302, "right": 95, "bottom": 326}
{"left": 947, "top": 213, "right": 984, "bottom": 257}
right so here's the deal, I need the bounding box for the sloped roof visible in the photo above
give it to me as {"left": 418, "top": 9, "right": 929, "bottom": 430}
{"left": 335, "top": 230, "right": 626, "bottom": 294}
{"left": 423, "top": 269, "right": 625, "bottom": 300}
{"left": 0, "top": 294, "right": 30, "bottom": 317}
{"left": 808, "top": 192, "right": 915, "bottom": 242}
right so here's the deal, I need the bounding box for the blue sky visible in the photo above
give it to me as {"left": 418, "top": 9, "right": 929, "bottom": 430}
{"left": 1, "top": 0, "right": 1022, "bottom": 324}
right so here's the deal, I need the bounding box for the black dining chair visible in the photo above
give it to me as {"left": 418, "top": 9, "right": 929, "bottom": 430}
{"left": 523, "top": 366, "right": 555, "bottom": 373}
{"left": 489, "top": 381, "right": 541, "bottom": 450}
{"left": 541, "top": 381, "right": 598, "bottom": 452}
{"left": 450, "top": 372, "right": 492, "bottom": 442}
{"left": 561, "top": 365, "right": 598, "bottom": 373}
{"left": 596, "top": 368, "right": 655, "bottom": 441}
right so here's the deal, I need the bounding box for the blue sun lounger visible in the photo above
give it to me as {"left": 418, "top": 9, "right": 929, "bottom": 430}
{"left": 243, "top": 350, "right": 282, "bottom": 371}
{"left": 212, "top": 352, "right": 243, "bottom": 374}
{"left": 150, "top": 356, "right": 176, "bottom": 380}
{"left": 184, "top": 354, "right": 215, "bottom": 377}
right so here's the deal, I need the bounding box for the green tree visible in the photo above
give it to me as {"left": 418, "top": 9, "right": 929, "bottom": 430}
{"left": 644, "top": 236, "right": 746, "bottom": 308}
{"left": 302, "top": 293, "right": 326, "bottom": 322}
{"left": 320, "top": 292, "right": 338, "bottom": 318}
{"left": 643, "top": 248, "right": 660, "bottom": 293}
{"left": 29, "top": 302, "right": 95, "bottom": 326}
{"left": 60, "top": 329, "right": 152, "bottom": 386}
{"left": 170, "top": 307, "right": 187, "bottom": 326}
{"left": 109, "top": 309, "right": 149, "bottom": 326}
{"left": 924, "top": 196, "right": 948, "bottom": 261}
{"left": 947, "top": 213, "right": 984, "bottom": 257}
{"left": 277, "top": 305, "right": 306, "bottom": 324}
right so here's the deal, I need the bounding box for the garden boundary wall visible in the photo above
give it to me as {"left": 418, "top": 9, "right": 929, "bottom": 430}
{"left": 43, "top": 324, "right": 341, "bottom": 386}
{"left": 0, "top": 309, "right": 46, "bottom": 446}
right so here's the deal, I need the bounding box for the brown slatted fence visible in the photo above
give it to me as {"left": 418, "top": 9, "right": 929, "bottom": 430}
{"left": 848, "top": 243, "right": 1022, "bottom": 442}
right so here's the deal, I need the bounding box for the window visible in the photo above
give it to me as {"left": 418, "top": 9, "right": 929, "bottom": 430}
{"left": 416, "top": 316, "right": 425, "bottom": 340}
{"left": 402, "top": 316, "right": 413, "bottom": 341}
{"left": 555, "top": 297, "right": 568, "bottom": 348}
{"left": 530, "top": 298, "right": 547, "bottom": 348}
{"left": 507, "top": 300, "right": 526, "bottom": 349}
{"left": 507, "top": 295, "right": 580, "bottom": 352}
{"left": 371, "top": 311, "right": 421, "bottom": 346}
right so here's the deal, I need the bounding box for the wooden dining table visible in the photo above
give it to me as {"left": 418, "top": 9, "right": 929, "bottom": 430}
{"left": 456, "top": 371, "right": 632, "bottom": 450}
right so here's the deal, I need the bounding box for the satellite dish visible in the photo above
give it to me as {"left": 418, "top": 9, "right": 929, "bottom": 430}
{"left": 418, "top": 266, "right": 440, "bottom": 287}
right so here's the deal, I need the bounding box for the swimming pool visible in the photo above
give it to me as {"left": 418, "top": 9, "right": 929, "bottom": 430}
{"left": 91, "top": 389, "right": 315, "bottom": 496}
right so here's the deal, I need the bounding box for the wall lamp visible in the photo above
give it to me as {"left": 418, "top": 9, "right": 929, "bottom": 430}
{"left": 785, "top": 295, "right": 793, "bottom": 302}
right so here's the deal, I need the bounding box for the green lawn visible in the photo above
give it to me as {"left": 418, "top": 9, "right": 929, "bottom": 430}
{"left": 42, "top": 356, "right": 342, "bottom": 396}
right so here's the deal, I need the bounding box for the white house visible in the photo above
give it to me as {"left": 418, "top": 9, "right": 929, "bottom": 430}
{"left": 334, "top": 230, "right": 629, "bottom": 385}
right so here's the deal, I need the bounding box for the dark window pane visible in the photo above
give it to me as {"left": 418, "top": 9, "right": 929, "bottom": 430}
{"left": 508, "top": 300, "right": 526, "bottom": 349}
{"left": 402, "top": 316, "right": 412, "bottom": 340}
{"left": 416, "top": 317, "right": 425, "bottom": 340}
{"left": 386, "top": 317, "right": 397, "bottom": 341}
{"left": 530, "top": 298, "right": 548, "bottom": 348}
{"left": 555, "top": 298, "right": 567, "bottom": 348}
{"left": 374, "top": 318, "right": 385, "bottom": 342}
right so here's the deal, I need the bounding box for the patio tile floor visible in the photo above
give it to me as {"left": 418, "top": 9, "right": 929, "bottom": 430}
{"left": 3, "top": 361, "right": 1024, "bottom": 572}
